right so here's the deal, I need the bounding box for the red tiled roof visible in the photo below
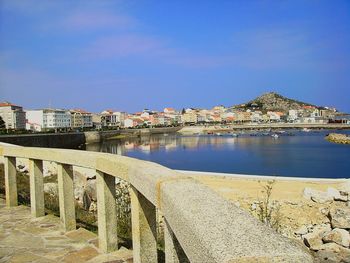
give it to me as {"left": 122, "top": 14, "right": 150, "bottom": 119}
{"left": 0, "top": 102, "right": 19, "bottom": 107}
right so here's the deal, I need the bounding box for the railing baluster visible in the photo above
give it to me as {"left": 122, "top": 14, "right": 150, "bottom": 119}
{"left": 96, "top": 171, "right": 118, "bottom": 253}
{"left": 57, "top": 163, "right": 76, "bottom": 231}
{"left": 164, "top": 219, "right": 190, "bottom": 263}
{"left": 130, "top": 186, "right": 158, "bottom": 263}
{"left": 4, "top": 156, "right": 17, "bottom": 207}
{"left": 29, "top": 159, "right": 45, "bottom": 217}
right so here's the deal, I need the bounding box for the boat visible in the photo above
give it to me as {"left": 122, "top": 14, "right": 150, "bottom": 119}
{"left": 215, "top": 133, "right": 222, "bottom": 136}
{"left": 232, "top": 133, "right": 239, "bottom": 137}
{"left": 271, "top": 134, "right": 279, "bottom": 138}
{"left": 303, "top": 128, "right": 311, "bottom": 132}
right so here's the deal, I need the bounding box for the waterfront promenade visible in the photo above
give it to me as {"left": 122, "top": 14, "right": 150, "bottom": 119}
{"left": 0, "top": 199, "right": 133, "bottom": 262}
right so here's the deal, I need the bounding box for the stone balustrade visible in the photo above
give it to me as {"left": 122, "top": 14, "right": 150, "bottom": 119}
{"left": 0, "top": 143, "right": 313, "bottom": 262}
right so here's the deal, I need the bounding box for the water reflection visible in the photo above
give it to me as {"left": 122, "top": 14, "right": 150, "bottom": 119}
{"left": 86, "top": 131, "right": 350, "bottom": 178}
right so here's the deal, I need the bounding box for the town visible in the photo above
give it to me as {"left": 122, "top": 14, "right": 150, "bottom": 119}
{"left": 0, "top": 99, "right": 349, "bottom": 133}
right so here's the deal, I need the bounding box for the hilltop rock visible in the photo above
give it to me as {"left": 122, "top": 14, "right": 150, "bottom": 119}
{"left": 239, "top": 92, "right": 317, "bottom": 112}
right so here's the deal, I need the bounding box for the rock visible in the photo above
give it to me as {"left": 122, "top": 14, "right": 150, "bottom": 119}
{"left": 326, "top": 133, "right": 350, "bottom": 145}
{"left": 311, "top": 194, "right": 333, "bottom": 204}
{"left": 43, "top": 183, "right": 58, "bottom": 196}
{"left": 314, "top": 243, "right": 350, "bottom": 263}
{"left": 319, "top": 207, "right": 329, "bottom": 215}
{"left": 329, "top": 208, "right": 350, "bottom": 229}
{"left": 303, "top": 224, "right": 331, "bottom": 250}
{"left": 327, "top": 187, "right": 348, "bottom": 202}
{"left": 323, "top": 228, "right": 350, "bottom": 247}
{"left": 327, "top": 187, "right": 341, "bottom": 199}
{"left": 89, "top": 201, "right": 97, "bottom": 213}
{"left": 295, "top": 225, "right": 308, "bottom": 235}
{"left": 303, "top": 232, "right": 324, "bottom": 251}
{"left": 304, "top": 187, "right": 333, "bottom": 203}
{"left": 303, "top": 187, "right": 316, "bottom": 199}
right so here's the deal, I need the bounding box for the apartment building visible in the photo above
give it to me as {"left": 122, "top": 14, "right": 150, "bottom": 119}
{"left": 70, "top": 109, "right": 93, "bottom": 128}
{"left": 0, "top": 102, "right": 26, "bottom": 129}
{"left": 26, "top": 109, "right": 71, "bottom": 131}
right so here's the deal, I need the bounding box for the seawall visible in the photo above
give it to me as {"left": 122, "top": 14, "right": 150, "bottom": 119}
{"left": 0, "top": 127, "right": 182, "bottom": 148}
{"left": 0, "top": 132, "right": 86, "bottom": 149}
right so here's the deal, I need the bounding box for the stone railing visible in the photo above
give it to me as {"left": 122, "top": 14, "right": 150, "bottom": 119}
{"left": 0, "top": 143, "right": 313, "bottom": 262}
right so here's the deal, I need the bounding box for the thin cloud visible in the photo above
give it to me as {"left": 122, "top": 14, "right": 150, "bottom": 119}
{"left": 58, "top": 11, "right": 135, "bottom": 31}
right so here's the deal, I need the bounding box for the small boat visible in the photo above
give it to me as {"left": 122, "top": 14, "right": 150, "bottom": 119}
{"left": 215, "top": 133, "right": 222, "bottom": 136}
{"left": 232, "top": 133, "right": 239, "bottom": 137}
{"left": 262, "top": 132, "right": 270, "bottom": 136}
{"left": 303, "top": 128, "right": 311, "bottom": 132}
{"left": 271, "top": 134, "right": 279, "bottom": 138}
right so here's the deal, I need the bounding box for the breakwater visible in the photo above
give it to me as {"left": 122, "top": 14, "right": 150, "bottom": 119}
{"left": 0, "top": 127, "right": 182, "bottom": 148}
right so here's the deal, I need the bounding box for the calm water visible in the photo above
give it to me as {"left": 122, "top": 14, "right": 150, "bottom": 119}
{"left": 86, "top": 130, "right": 350, "bottom": 178}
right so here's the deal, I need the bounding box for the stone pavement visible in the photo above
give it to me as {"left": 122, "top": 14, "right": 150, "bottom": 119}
{"left": 0, "top": 199, "right": 133, "bottom": 263}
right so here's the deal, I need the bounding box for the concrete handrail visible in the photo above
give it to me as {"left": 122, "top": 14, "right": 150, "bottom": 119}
{"left": 0, "top": 143, "right": 313, "bottom": 262}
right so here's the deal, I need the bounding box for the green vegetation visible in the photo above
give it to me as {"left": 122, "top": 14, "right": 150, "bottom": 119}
{"left": 255, "top": 180, "right": 283, "bottom": 233}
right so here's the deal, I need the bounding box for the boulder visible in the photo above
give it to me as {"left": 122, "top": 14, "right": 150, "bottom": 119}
{"left": 314, "top": 243, "right": 350, "bottom": 263}
{"left": 323, "top": 228, "right": 350, "bottom": 248}
{"left": 327, "top": 187, "right": 341, "bottom": 199}
{"left": 43, "top": 183, "right": 58, "bottom": 196}
{"left": 303, "top": 187, "right": 333, "bottom": 203}
{"left": 327, "top": 187, "right": 347, "bottom": 201}
{"left": 329, "top": 208, "right": 350, "bottom": 229}
{"left": 303, "top": 224, "right": 331, "bottom": 250}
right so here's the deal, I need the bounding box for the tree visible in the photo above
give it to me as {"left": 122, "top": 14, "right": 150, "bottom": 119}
{"left": 181, "top": 108, "right": 186, "bottom": 114}
{"left": 0, "top": 116, "right": 5, "bottom": 129}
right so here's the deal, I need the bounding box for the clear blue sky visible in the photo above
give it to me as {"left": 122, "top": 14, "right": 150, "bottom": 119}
{"left": 0, "top": 0, "right": 349, "bottom": 113}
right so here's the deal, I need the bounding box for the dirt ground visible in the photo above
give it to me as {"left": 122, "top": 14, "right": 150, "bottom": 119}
{"left": 190, "top": 172, "right": 349, "bottom": 238}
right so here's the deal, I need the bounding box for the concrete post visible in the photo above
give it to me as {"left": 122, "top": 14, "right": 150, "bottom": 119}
{"left": 4, "top": 156, "right": 17, "bottom": 207}
{"left": 130, "top": 186, "right": 158, "bottom": 263}
{"left": 96, "top": 171, "right": 118, "bottom": 253}
{"left": 29, "top": 159, "right": 45, "bottom": 217}
{"left": 57, "top": 163, "right": 76, "bottom": 232}
{"left": 164, "top": 219, "right": 190, "bottom": 263}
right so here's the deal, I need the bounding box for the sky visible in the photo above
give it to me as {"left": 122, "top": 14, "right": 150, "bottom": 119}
{"left": 0, "top": 0, "right": 349, "bottom": 113}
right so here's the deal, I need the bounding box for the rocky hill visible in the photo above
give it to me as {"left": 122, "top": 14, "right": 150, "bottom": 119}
{"left": 236, "top": 92, "right": 318, "bottom": 113}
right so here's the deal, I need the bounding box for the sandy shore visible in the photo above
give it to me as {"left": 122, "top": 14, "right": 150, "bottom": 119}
{"left": 178, "top": 170, "right": 347, "bottom": 201}
{"left": 179, "top": 170, "right": 349, "bottom": 237}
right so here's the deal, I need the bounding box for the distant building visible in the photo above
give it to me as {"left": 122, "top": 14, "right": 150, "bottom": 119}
{"left": 101, "top": 110, "right": 126, "bottom": 127}
{"left": 0, "top": 102, "right": 26, "bottom": 129}
{"left": 164, "top": 107, "right": 175, "bottom": 114}
{"left": 70, "top": 109, "right": 93, "bottom": 129}
{"left": 26, "top": 109, "right": 71, "bottom": 131}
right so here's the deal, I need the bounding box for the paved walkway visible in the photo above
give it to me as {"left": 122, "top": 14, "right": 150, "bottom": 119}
{"left": 0, "top": 199, "right": 133, "bottom": 263}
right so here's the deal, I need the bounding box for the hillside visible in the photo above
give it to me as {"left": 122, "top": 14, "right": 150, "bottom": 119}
{"left": 235, "top": 92, "right": 318, "bottom": 112}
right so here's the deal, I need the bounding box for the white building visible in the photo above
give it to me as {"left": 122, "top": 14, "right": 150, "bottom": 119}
{"left": 101, "top": 110, "right": 126, "bottom": 127}
{"left": 26, "top": 109, "right": 71, "bottom": 131}
{"left": 124, "top": 118, "right": 134, "bottom": 128}
{"left": 0, "top": 102, "right": 26, "bottom": 129}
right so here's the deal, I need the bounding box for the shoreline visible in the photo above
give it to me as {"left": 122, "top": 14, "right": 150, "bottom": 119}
{"left": 178, "top": 123, "right": 350, "bottom": 134}
{"left": 177, "top": 170, "right": 349, "bottom": 182}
